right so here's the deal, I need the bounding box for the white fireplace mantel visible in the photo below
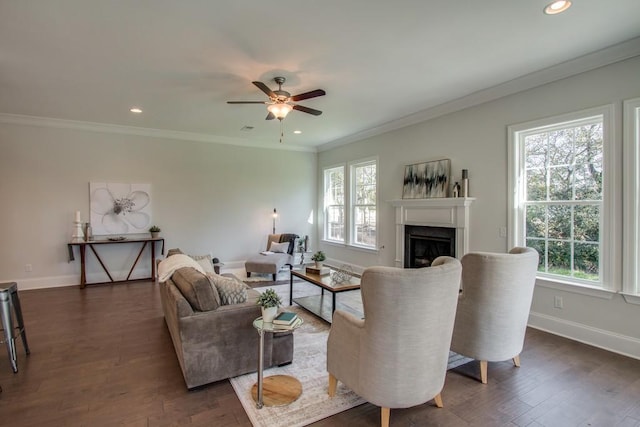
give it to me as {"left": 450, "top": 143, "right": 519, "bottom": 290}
{"left": 389, "top": 198, "right": 475, "bottom": 267}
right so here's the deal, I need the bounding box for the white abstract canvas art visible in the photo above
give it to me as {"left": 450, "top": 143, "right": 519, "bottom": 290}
{"left": 89, "top": 182, "right": 152, "bottom": 235}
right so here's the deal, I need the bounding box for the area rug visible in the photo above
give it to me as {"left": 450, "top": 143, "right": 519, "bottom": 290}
{"left": 226, "top": 267, "right": 301, "bottom": 288}
{"left": 230, "top": 305, "right": 473, "bottom": 427}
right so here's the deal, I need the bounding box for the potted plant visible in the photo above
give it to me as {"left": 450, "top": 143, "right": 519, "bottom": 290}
{"left": 256, "top": 288, "right": 282, "bottom": 323}
{"left": 149, "top": 225, "right": 161, "bottom": 238}
{"left": 311, "top": 250, "right": 326, "bottom": 269}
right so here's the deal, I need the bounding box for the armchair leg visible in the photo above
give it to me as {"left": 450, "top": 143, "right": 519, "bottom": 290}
{"left": 513, "top": 355, "right": 520, "bottom": 367}
{"left": 328, "top": 373, "right": 337, "bottom": 397}
{"left": 381, "top": 407, "right": 390, "bottom": 427}
{"left": 480, "top": 360, "right": 488, "bottom": 384}
{"left": 434, "top": 393, "right": 443, "bottom": 408}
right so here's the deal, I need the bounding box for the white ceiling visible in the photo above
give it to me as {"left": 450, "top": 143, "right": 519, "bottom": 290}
{"left": 1, "top": 1, "right": 640, "bottom": 151}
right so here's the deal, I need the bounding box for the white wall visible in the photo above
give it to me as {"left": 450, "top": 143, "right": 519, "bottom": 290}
{"left": 317, "top": 55, "right": 640, "bottom": 357}
{"left": 0, "top": 122, "right": 316, "bottom": 289}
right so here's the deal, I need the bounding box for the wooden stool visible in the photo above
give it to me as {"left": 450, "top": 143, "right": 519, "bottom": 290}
{"left": 0, "top": 282, "right": 30, "bottom": 372}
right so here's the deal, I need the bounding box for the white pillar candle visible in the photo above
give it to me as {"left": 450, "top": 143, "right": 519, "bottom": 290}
{"left": 75, "top": 211, "right": 81, "bottom": 222}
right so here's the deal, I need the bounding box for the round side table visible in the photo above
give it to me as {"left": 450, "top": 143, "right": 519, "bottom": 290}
{"left": 252, "top": 316, "right": 304, "bottom": 408}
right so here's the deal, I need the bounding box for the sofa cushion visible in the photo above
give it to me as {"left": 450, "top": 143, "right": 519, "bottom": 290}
{"left": 171, "top": 267, "right": 221, "bottom": 311}
{"left": 208, "top": 273, "right": 248, "bottom": 305}
{"left": 190, "top": 254, "right": 215, "bottom": 273}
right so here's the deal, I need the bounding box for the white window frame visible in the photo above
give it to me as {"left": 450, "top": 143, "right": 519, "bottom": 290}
{"left": 323, "top": 164, "right": 345, "bottom": 243}
{"left": 322, "top": 157, "right": 379, "bottom": 251}
{"left": 508, "top": 105, "right": 619, "bottom": 293}
{"left": 623, "top": 98, "right": 640, "bottom": 302}
{"left": 349, "top": 158, "right": 378, "bottom": 249}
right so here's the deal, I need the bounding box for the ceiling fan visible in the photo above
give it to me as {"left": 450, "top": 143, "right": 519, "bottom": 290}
{"left": 227, "top": 77, "right": 325, "bottom": 121}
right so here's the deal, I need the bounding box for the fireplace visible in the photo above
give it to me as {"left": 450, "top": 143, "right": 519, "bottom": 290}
{"left": 390, "top": 197, "right": 474, "bottom": 267}
{"left": 404, "top": 225, "right": 455, "bottom": 268}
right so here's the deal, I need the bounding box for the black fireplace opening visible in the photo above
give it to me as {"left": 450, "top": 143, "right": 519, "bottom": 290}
{"left": 404, "top": 225, "right": 455, "bottom": 268}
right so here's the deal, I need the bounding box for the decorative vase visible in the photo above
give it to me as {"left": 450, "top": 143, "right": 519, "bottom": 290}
{"left": 261, "top": 306, "right": 277, "bottom": 323}
{"left": 151, "top": 232, "right": 159, "bottom": 239}
{"left": 315, "top": 261, "right": 323, "bottom": 269}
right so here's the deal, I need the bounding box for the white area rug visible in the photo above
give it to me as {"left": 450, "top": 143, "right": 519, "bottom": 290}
{"left": 226, "top": 267, "right": 291, "bottom": 282}
{"left": 230, "top": 302, "right": 473, "bottom": 427}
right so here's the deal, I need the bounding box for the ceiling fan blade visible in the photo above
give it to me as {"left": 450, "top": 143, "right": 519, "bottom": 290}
{"left": 227, "top": 101, "right": 267, "bottom": 104}
{"left": 290, "top": 89, "right": 326, "bottom": 102}
{"left": 266, "top": 112, "right": 276, "bottom": 120}
{"left": 293, "top": 104, "right": 322, "bottom": 116}
{"left": 253, "top": 81, "right": 276, "bottom": 98}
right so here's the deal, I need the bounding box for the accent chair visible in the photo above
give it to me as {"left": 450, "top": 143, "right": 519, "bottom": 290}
{"left": 450, "top": 246, "right": 539, "bottom": 384}
{"left": 327, "top": 257, "right": 462, "bottom": 427}
{"left": 245, "top": 233, "right": 298, "bottom": 281}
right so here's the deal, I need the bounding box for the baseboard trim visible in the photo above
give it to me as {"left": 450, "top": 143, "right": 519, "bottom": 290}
{"left": 12, "top": 275, "right": 78, "bottom": 291}
{"left": 528, "top": 311, "right": 640, "bottom": 360}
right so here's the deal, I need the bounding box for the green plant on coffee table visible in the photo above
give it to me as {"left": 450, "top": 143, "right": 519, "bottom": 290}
{"left": 311, "top": 251, "right": 326, "bottom": 262}
{"left": 149, "top": 225, "right": 161, "bottom": 232}
{"left": 256, "top": 288, "right": 282, "bottom": 309}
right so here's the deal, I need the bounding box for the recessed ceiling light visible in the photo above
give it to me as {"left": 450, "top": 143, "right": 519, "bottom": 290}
{"left": 544, "top": 0, "right": 572, "bottom": 15}
{"left": 130, "top": 107, "right": 143, "bottom": 113}
{"left": 293, "top": 130, "right": 302, "bottom": 134}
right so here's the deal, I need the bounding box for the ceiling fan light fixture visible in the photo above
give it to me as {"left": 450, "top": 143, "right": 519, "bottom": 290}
{"left": 267, "top": 102, "right": 293, "bottom": 120}
{"left": 544, "top": 0, "right": 572, "bottom": 15}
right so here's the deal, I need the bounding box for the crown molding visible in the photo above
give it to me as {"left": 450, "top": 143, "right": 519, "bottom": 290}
{"left": 319, "top": 36, "right": 640, "bottom": 152}
{"left": 0, "top": 113, "right": 317, "bottom": 153}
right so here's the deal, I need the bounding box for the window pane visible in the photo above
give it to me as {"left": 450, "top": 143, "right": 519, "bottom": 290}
{"left": 574, "top": 163, "right": 602, "bottom": 200}
{"left": 526, "top": 238, "right": 546, "bottom": 272}
{"left": 548, "top": 241, "right": 571, "bottom": 275}
{"left": 327, "top": 206, "right": 344, "bottom": 241}
{"left": 354, "top": 206, "right": 376, "bottom": 246}
{"left": 574, "top": 205, "right": 599, "bottom": 242}
{"left": 574, "top": 123, "right": 603, "bottom": 165}
{"left": 574, "top": 242, "right": 599, "bottom": 281}
{"left": 526, "top": 205, "right": 546, "bottom": 238}
{"left": 548, "top": 205, "right": 571, "bottom": 239}
{"left": 548, "top": 129, "right": 574, "bottom": 166}
{"left": 549, "top": 166, "right": 572, "bottom": 201}
{"left": 525, "top": 134, "right": 547, "bottom": 168}
{"left": 526, "top": 168, "right": 547, "bottom": 201}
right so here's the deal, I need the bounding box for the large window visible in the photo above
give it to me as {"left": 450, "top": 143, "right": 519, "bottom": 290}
{"left": 323, "top": 158, "right": 378, "bottom": 249}
{"left": 324, "top": 166, "right": 345, "bottom": 242}
{"left": 351, "top": 160, "right": 377, "bottom": 247}
{"left": 623, "top": 98, "right": 640, "bottom": 298}
{"left": 509, "top": 106, "right": 615, "bottom": 289}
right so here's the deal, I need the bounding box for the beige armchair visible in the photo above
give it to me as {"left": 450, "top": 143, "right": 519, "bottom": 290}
{"left": 450, "top": 247, "right": 539, "bottom": 384}
{"left": 327, "top": 257, "right": 462, "bottom": 427}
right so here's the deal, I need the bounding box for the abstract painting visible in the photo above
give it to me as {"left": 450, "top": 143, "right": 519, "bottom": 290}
{"left": 402, "top": 159, "right": 450, "bottom": 199}
{"left": 89, "top": 182, "right": 152, "bottom": 235}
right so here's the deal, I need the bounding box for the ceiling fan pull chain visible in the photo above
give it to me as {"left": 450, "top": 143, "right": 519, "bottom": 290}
{"left": 279, "top": 120, "right": 284, "bottom": 143}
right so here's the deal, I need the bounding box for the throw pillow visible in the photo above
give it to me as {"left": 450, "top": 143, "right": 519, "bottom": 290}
{"left": 269, "top": 241, "right": 289, "bottom": 253}
{"left": 190, "top": 254, "right": 215, "bottom": 274}
{"left": 207, "top": 273, "right": 248, "bottom": 305}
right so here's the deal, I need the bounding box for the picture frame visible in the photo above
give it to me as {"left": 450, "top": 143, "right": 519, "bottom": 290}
{"left": 402, "top": 159, "right": 450, "bottom": 199}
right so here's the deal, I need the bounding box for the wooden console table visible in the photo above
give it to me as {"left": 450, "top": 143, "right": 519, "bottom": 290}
{"left": 68, "top": 237, "right": 165, "bottom": 288}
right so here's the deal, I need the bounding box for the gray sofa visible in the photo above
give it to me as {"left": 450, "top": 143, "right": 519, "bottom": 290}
{"left": 159, "top": 265, "right": 294, "bottom": 389}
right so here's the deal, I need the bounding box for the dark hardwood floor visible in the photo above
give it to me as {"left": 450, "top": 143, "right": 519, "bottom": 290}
{"left": 1, "top": 281, "right": 640, "bottom": 426}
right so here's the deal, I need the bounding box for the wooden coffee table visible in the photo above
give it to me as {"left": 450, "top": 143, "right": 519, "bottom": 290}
{"left": 289, "top": 266, "right": 361, "bottom": 323}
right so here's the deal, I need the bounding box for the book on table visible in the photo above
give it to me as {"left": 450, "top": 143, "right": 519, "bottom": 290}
{"left": 273, "top": 311, "right": 298, "bottom": 325}
{"left": 306, "top": 266, "right": 330, "bottom": 276}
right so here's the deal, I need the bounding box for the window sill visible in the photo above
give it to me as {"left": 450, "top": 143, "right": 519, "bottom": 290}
{"left": 535, "top": 277, "right": 615, "bottom": 300}
{"left": 321, "top": 239, "right": 379, "bottom": 254}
